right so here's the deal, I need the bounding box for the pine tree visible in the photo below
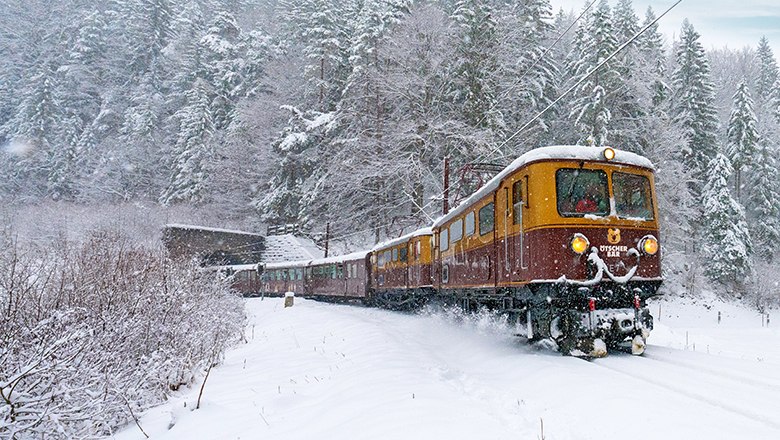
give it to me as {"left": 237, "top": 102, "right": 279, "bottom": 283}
{"left": 637, "top": 7, "right": 669, "bottom": 112}
{"left": 726, "top": 81, "right": 759, "bottom": 202}
{"left": 755, "top": 36, "right": 778, "bottom": 109}
{"left": 494, "top": 0, "right": 557, "bottom": 145}
{"left": 279, "top": 0, "right": 354, "bottom": 110}
{"left": 567, "top": 0, "right": 619, "bottom": 146}
{"left": 608, "top": 0, "right": 647, "bottom": 153}
{"left": 253, "top": 106, "right": 327, "bottom": 225}
{"left": 449, "top": 0, "right": 502, "bottom": 131}
{"left": 701, "top": 153, "right": 753, "bottom": 285}
{"left": 161, "top": 78, "right": 214, "bottom": 205}
{"left": 746, "top": 142, "right": 780, "bottom": 261}
{"left": 670, "top": 19, "right": 719, "bottom": 196}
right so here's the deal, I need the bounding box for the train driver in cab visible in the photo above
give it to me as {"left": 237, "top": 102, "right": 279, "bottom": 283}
{"left": 576, "top": 180, "right": 607, "bottom": 214}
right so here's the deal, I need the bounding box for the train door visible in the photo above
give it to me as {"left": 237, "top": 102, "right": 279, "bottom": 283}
{"left": 512, "top": 176, "right": 530, "bottom": 280}
{"left": 497, "top": 185, "right": 512, "bottom": 284}
{"left": 407, "top": 241, "right": 415, "bottom": 287}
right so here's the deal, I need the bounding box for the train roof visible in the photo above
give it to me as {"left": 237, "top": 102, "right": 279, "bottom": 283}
{"left": 262, "top": 249, "right": 371, "bottom": 270}
{"left": 371, "top": 227, "right": 433, "bottom": 252}
{"left": 433, "top": 145, "right": 654, "bottom": 228}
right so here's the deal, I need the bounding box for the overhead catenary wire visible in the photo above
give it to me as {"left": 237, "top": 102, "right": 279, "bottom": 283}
{"left": 396, "top": 1, "right": 600, "bottom": 225}
{"left": 487, "top": 0, "right": 684, "bottom": 160}
{"left": 333, "top": 0, "right": 684, "bottom": 249}
{"left": 257, "top": 0, "right": 684, "bottom": 251}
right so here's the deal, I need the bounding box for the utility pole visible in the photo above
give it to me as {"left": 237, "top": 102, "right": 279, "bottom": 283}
{"left": 324, "top": 222, "right": 330, "bottom": 258}
{"left": 443, "top": 156, "right": 450, "bottom": 215}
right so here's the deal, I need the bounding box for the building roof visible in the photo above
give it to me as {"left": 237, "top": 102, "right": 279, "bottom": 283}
{"left": 262, "top": 234, "right": 324, "bottom": 263}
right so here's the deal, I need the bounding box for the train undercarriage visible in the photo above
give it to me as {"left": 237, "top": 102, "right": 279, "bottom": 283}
{"left": 367, "top": 280, "right": 659, "bottom": 358}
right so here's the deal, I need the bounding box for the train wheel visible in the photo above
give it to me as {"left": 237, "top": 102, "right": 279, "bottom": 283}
{"left": 550, "top": 315, "right": 577, "bottom": 355}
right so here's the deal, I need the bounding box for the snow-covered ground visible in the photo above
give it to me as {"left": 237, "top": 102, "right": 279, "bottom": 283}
{"left": 113, "top": 294, "right": 780, "bottom": 440}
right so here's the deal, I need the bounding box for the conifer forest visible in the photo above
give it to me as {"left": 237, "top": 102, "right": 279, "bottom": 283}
{"left": 4, "top": 0, "right": 780, "bottom": 296}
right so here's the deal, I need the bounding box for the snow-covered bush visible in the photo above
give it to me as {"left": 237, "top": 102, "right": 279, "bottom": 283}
{"left": 0, "top": 229, "right": 246, "bottom": 439}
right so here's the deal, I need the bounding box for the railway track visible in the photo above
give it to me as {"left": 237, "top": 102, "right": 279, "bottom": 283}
{"left": 592, "top": 347, "right": 780, "bottom": 432}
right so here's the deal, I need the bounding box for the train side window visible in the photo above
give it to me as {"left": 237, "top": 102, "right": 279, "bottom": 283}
{"left": 479, "top": 203, "right": 495, "bottom": 235}
{"left": 465, "top": 211, "right": 475, "bottom": 236}
{"left": 450, "top": 219, "right": 463, "bottom": 244}
{"left": 440, "top": 229, "right": 449, "bottom": 251}
{"left": 512, "top": 180, "right": 524, "bottom": 224}
{"left": 392, "top": 248, "right": 398, "bottom": 261}
{"left": 337, "top": 264, "right": 343, "bottom": 279}
{"left": 384, "top": 250, "right": 392, "bottom": 265}
{"left": 400, "top": 246, "right": 408, "bottom": 262}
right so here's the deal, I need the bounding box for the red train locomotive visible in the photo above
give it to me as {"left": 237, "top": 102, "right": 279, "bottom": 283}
{"left": 224, "top": 145, "right": 661, "bottom": 357}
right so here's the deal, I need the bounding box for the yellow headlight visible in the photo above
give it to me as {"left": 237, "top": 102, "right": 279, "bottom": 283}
{"left": 571, "top": 235, "right": 589, "bottom": 255}
{"left": 603, "top": 147, "right": 615, "bottom": 161}
{"left": 641, "top": 236, "right": 659, "bottom": 255}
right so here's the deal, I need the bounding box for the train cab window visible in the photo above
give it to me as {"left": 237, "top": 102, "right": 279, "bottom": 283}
{"left": 400, "top": 246, "right": 408, "bottom": 262}
{"left": 450, "top": 219, "right": 463, "bottom": 244}
{"left": 416, "top": 241, "right": 421, "bottom": 257}
{"left": 384, "top": 250, "right": 392, "bottom": 265}
{"left": 465, "top": 211, "right": 475, "bottom": 236}
{"left": 556, "top": 168, "right": 609, "bottom": 217}
{"left": 297, "top": 268, "right": 303, "bottom": 280}
{"left": 512, "top": 180, "right": 524, "bottom": 224}
{"left": 378, "top": 252, "right": 384, "bottom": 267}
{"left": 440, "top": 229, "right": 449, "bottom": 251}
{"left": 613, "top": 172, "right": 654, "bottom": 220}
{"left": 337, "top": 264, "right": 343, "bottom": 279}
{"left": 479, "top": 203, "right": 495, "bottom": 235}
{"left": 331, "top": 265, "right": 337, "bottom": 279}
{"left": 392, "top": 248, "right": 398, "bottom": 261}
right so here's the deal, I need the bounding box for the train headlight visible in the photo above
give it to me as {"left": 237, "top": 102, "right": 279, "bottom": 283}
{"left": 639, "top": 235, "right": 659, "bottom": 255}
{"left": 603, "top": 147, "right": 615, "bottom": 161}
{"left": 571, "top": 234, "right": 590, "bottom": 255}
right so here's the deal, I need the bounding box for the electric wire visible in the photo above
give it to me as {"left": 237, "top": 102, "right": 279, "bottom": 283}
{"left": 254, "top": 0, "right": 683, "bottom": 253}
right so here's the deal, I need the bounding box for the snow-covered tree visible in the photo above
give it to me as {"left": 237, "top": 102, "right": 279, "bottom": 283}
{"left": 637, "top": 7, "right": 669, "bottom": 112}
{"left": 701, "top": 153, "right": 753, "bottom": 286}
{"left": 278, "top": 0, "right": 353, "bottom": 110}
{"left": 567, "top": 0, "right": 619, "bottom": 146}
{"left": 493, "top": 0, "right": 557, "bottom": 148}
{"left": 726, "top": 81, "right": 759, "bottom": 201}
{"left": 161, "top": 78, "right": 214, "bottom": 205}
{"left": 754, "top": 36, "right": 778, "bottom": 109}
{"left": 746, "top": 142, "right": 780, "bottom": 261}
{"left": 449, "top": 0, "right": 502, "bottom": 131}
{"left": 671, "top": 19, "right": 719, "bottom": 197}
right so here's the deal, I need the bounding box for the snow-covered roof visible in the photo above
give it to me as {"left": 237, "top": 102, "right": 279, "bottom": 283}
{"left": 262, "top": 234, "right": 324, "bottom": 263}
{"left": 433, "top": 145, "right": 654, "bottom": 228}
{"left": 165, "top": 223, "right": 265, "bottom": 237}
{"left": 371, "top": 227, "right": 433, "bottom": 252}
{"left": 262, "top": 250, "right": 370, "bottom": 270}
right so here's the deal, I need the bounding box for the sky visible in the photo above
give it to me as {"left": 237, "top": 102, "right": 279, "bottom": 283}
{"left": 548, "top": 0, "right": 780, "bottom": 56}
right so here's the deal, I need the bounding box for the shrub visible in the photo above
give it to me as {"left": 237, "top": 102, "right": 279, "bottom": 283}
{"left": 1, "top": 229, "right": 246, "bottom": 439}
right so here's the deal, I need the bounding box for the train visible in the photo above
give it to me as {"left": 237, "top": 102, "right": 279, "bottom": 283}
{"left": 222, "top": 145, "right": 662, "bottom": 357}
